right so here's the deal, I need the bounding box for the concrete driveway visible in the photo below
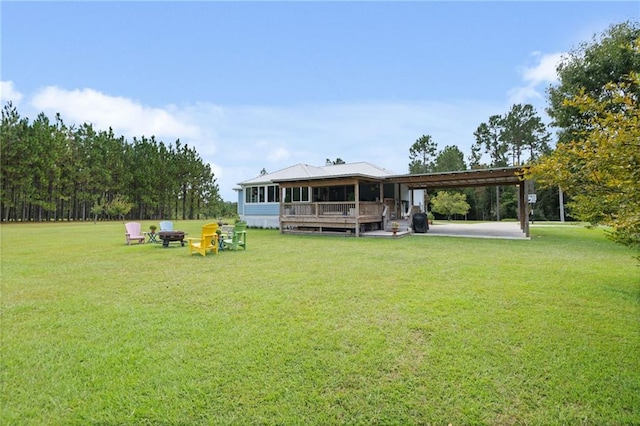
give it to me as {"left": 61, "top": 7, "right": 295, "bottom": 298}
{"left": 418, "top": 221, "right": 529, "bottom": 240}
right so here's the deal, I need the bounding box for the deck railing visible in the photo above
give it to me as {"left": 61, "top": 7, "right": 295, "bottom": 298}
{"left": 282, "top": 202, "right": 383, "bottom": 218}
{"left": 359, "top": 202, "right": 384, "bottom": 216}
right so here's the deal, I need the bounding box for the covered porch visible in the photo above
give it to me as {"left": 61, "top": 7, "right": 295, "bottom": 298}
{"left": 275, "top": 176, "right": 406, "bottom": 237}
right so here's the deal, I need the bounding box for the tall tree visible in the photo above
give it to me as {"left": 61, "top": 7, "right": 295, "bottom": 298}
{"left": 472, "top": 115, "right": 508, "bottom": 167}
{"left": 472, "top": 115, "right": 508, "bottom": 221}
{"left": 0, "top": 102, "right": 30, "bottom": 221}
{"left": 468, "top": 142, "right": 484, "bottom": 169}
{"left": 535, "top": 21, "right": 639, "bottom": 254}
{"left": 501, "top": 104, "right": 551, "bottom": 165}
{"left": 547, "top": 21, "right": 640, "bottom": 145}
{"left": 433, "top": 145, "right": 467, "bottom": 172}
{"left": 529, "top": 75, "right": 640, "bottom": 255}
{"left": 408, "top": 135, "right": 437, "bottom": 173}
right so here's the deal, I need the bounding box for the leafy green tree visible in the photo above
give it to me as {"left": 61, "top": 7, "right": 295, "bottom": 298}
{"left": 529, "top": 75, "right": 640, "bottom": 254}
{"left": 430, "top": 191, "right": 470, "bottom": 220}
{"left": 433, "top": 145, "right": 467, "bottom": 172}
{"left": 106, "top": 194, "right": 133, "bottom": 221}
{"left": 408, "top": 135, "right": 437, "bottom": 173}
{"left": 90, "top": 201, "right": 104, "bottom": 224}
{"left": 547, "top": 21, "right": 640, "bottom": 145}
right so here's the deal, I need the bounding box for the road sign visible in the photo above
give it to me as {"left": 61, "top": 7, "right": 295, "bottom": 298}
{"left": 528, "top": 194, "right": 537, "bottom": 203}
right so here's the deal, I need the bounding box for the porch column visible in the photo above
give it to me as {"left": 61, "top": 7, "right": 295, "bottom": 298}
{"left": 279, "top": 186, "right": 285, "bottom": 234}
{"left": 355, "top": 182, "right": 360, "bottom": 237}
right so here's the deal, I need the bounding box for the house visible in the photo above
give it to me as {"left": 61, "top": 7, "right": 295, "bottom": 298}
{"left": 236, "top": 162, "right": 530, "bottom": 237}
{"left": 236, "top": 162, "right": 425, "bottom": 236}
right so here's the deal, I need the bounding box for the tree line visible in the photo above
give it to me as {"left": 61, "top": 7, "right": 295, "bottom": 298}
{"left": 0, "top": 103, "right": 234, "bottom": 222}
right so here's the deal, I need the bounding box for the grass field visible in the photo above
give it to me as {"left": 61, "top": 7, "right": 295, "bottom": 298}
{"left": 1, "top": 221, "right": 638, "bottom": 425}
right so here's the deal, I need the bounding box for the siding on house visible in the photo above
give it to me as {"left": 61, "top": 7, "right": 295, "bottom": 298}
{"left": 236, "top": 189, "right": 245, "bottom": 216}
{"left": 238, "top": 198, "right": 280, "bottom": 228}
{"left": 243, "top": 203, "right": 279, "bottom": 216}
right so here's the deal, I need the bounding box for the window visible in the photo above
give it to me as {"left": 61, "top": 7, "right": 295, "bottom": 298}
{"left": 284, "top": 186, "right": 310, "bottom": 203}
{"left": 267, "top": 186, "right": 278, "bottom": 203}
{"left": 245, "top": 185, "right": 280, "bottom": 204}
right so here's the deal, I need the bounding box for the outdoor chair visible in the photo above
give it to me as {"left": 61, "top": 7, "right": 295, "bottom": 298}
{"left": 124, "top": 222, "right": 145, "bottom": 245}
{"left": 159, "top": 221, "right": 173, "bottom": 232}
{"left": 187, "top": 223, "right": 219, "bottom": 256}
{"left": 222, "top": 222, "right": 247, "bottom": 251}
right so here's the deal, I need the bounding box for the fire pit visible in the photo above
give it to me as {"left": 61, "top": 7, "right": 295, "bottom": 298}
{"left": 158, "top": 231, "right": 186, "bottom": 247}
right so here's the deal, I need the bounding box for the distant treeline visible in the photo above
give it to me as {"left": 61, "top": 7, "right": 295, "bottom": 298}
{"left": 1, "top": 102, "right": 234, "bottom": 222}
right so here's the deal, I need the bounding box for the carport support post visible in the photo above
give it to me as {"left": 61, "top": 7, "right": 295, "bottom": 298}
{"left": 519, "top": 180, "right": 529, "bottom": 237}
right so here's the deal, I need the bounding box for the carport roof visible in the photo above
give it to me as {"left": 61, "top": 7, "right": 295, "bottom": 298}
{"left": 386, "top": 166, "right": 527, "bottom": 189}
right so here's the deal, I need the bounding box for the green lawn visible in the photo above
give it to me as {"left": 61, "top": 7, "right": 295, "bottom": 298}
{"left": 1, "top": 221, "right": 638, "bottom": 425}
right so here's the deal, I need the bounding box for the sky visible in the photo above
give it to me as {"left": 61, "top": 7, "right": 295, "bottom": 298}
{"left": 2, "top": 1, "right": 638, "bottom": 201}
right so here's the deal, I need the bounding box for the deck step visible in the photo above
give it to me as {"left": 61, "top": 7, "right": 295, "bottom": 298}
{"left": 386, "top": 219, "right": 411, "bottom": 231}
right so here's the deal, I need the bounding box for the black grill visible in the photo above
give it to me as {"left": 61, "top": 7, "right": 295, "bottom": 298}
{"left": 412, "top": 213, "right": 429, "bottom": 233}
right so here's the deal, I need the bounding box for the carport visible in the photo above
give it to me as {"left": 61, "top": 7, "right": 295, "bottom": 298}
{"left": 386, "top": 166, "right": 531, "bottom": 237}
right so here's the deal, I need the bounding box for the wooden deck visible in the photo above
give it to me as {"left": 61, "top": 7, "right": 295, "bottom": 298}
{"left": 280, "top": 201, "right": 385, "bottom": 236}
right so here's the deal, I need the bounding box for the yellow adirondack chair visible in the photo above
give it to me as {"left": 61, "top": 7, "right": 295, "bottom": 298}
{"left": 124, "top": 222, "right": 145, "bottom": 245}
{"left": 187, "top": 223, "right": 219, "bottom": 256}
{"left": 222, "top": 222, "right": 247, "bottom": 251}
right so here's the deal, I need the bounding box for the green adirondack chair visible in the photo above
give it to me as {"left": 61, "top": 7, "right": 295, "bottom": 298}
{"left": 222, "top": 222, "right": 247, "bottom": 251}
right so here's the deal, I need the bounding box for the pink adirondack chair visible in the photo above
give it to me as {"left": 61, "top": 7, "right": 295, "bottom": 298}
{"left": 124, "top": 222, "right": 145, "bottom": 245}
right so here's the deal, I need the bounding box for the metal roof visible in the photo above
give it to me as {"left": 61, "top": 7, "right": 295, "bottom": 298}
{"left": 238, "top": 162, "right": 396, "bottom": 185}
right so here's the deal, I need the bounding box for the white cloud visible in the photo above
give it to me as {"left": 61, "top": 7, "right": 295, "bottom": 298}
{"left": 267, "top": 146, "right": 291, "bottom": 162}
{"left": 508, "top": 52, "right": 564, "bottom": 104}
{"left": 0, "top": 81, "right": 24, "bottom": 104}
{"left": 31, "top": 86, "right": 200, "bottom": 141}
{"left": 507, "top": 86, "right": 544, "bottom": 104}
{"left": 523, "top": 52, "right": 564, "bottom": 86}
